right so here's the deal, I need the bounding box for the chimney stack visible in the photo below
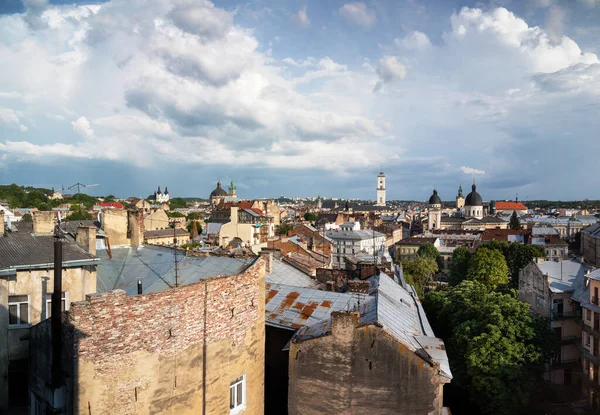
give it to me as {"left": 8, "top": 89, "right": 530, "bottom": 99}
{"left": 76, "top": 225, "right": 97, "bottom": 256}
{"left": 33, "top": 211, "right": 55, "bottom": 235}
{"left": 0, "top": 211, "right": 5, "bottom": 236}
{"left": 128, "top": 210, "right": 145, "bottom": 247}
{"left": 259, "top": 251, "right": 273, "bottom": 273}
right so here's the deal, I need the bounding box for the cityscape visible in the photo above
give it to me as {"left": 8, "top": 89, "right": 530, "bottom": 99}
{"left": 1, "top": 0, "right": 600, "bottom": 414}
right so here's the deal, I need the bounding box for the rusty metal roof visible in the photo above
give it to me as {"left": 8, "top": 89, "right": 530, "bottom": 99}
{"left": 265, "top": 283, "right": 368, "bottom": 330}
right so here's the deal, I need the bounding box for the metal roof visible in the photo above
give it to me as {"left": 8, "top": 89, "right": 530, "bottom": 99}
{"left": 0, "top": 232, "right": 97, "bottom": 271}
{"left": 265, "top": 283, "right": 368, "bottom": 330}
{"left": 266, "top": 258, "right": 318, "bottom": 288}
{"left": 144, "top": 228, "right": 190, "bottom": 238}
{"left": 292, "top": 271, "right": 452, "bottom": 379}
{"left": 96, "top": 246, "right": 255, "bottom": 295}
{"left": 536, "top": 259, "right": 593, "bottom": 293}
{"left": 325, "top": 229, "right": 386, "bottom": 241}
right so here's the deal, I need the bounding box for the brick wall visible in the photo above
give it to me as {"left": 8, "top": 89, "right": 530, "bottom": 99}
{"left": 65, "top": 258, "right": 266, "bottom": 414}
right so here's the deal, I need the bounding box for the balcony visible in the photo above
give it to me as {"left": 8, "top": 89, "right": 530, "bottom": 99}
{"left": 560, "top": 335, "right": 580, "bottom": 345}
{"left": 552, "top": 311, "right": 580, "bottom": 320}
{"left": 577, "top": 342, "right": 600, "bottom": 366}
{"left": 551, "top": 357, "right": 580, "bottom": 370}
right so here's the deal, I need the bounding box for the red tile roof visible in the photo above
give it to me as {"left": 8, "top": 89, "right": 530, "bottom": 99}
{"left": 495, "top": 201, "right": 527, "bottom": 210}
{"left": 98, "top": 202, "right": 124, "bottom": 208}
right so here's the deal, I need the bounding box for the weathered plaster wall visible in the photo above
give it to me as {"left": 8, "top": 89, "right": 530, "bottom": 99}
{"left": 66, "top": 259, "right": 265, "bottom": 415}
{"left": 288, "top": 312, "right": 446, "bottom": 415}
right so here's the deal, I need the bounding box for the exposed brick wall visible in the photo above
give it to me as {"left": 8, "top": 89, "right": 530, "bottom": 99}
{"left": 64, "top": 258, "right": 266, "bottom": 414}
{"left": 347, "top": 280, "right": 370, "bottom": 294}
{"left": 290, "top": 225, "right": 332, "bottom": 257}
{"left": 316, "top": 268, "right": 348, "bottom": 292}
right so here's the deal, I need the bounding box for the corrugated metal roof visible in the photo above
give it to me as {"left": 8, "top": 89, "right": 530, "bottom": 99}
{"left": 96, "top": 246, "right": 255, "bottom": 295}
{"left": 266, "top": 258, "right": 318, "bottom": 288}
{"left": 265, "top": 283, "right": 367, "bottom": 330}
{"left": 0, "top": 232, "right": 96, "bottom": 270}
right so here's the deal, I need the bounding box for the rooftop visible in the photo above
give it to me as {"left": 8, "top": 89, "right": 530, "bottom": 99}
{"left": 325, "top": 229, "right": 386, "bottom": 241}
{"left": 96, "top": 246, "right": 254, "bottom": 295}
{"left": 495, "top": 201, "right": 527, "bottom": 210}
{"left": 536, "top": 259, "right": 593, "bottom": 293}
{"left": 144, "top": 228, "right": 190, "bottom": 239}
{"left": 0, "top": 231, "right": 97, "bottom": 272}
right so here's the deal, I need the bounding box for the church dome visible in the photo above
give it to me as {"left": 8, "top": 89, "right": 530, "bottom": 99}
{"left": 465, "top": 183, "right": 483, "bottom": 206}
{"left": 210, "top": 182, "right": 227, "bottom": 197}
{"left": 428, "top": 189, "right": 442, "bottom": 205}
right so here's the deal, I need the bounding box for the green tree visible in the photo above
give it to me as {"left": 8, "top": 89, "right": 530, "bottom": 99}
{"left": 187, "top": 220, "right": 202, "bottom": 236}
{"left": 278, "top": 223, "right": 294, "bottom": 235}
{"left": 68, "top": 209, "right": 93, "bottom": 221}
{"left": 466, "top": 248, "right": 509, "bottom": 291}
{"left": 169, "top": 198, "right": 187, "bottom": 209}
{"left": 423, "top": 281, "right": 557, "bottom": 415}
{"left": 304, "top": 212, "right": 316, "bottom": 222}
{"left": 417, "top": 242, "right": 443, "bottom": 269}
{"left": 168, "top": 211, "right": 185, "bottom": 218}
{"left": 402, "top": 256, "right": 438, "bottom": 296}
{"left": 104, "top": 195, "right": 116, "bottom": 202}
{"left": 478, "top": 240, "right": 510, "bottom": 257}
{"left": 22, "top": 213, "right": 32, "bottom": 222}
{"left": 509, "top": 211, "right": 521, "bottom": 229}
{"left": 505, "top": 243, "right": 545, "bottom": 289}
{"left": 449, "top": 246, "right": 472, "bottom": 286}
{"left": 186, "top": 212, "right": 201, "bottom": 221}
{"left": 38, "top": 202, "right": 51, "bottom": 211}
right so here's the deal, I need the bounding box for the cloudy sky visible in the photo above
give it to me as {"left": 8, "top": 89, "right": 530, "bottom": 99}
{"left": 0, "top": 0, "right": 599, "bottom": 201}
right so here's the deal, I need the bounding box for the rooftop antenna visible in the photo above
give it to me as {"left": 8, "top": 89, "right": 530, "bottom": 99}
{"left": 172, "top": 224, "right": 179, "bottom": 288}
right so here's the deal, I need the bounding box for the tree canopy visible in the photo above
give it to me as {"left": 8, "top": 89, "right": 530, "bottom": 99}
{"left": 417, "top": 242, "right": 443, "bottom": 269}
{"left": 466, "top": 248, "right": 509, "bottom": 291}
{"left": 279, "top": 223, "right": 294, "bottom": 235}
{"left": 68, "top": 209, "right": 93, "bottom": 221}
{"left": 167, "top": 211, "right": 185, "bottom": 218}
{"left": 186, "top": 211, "right": 201, "bottom": 221}
{"left": 449, "top": 246, "right": 472, "bottom": 286}
{"left": 402, "top": 255, "right": 438, "bottom": 296}
{"left": 169, "top": 198, "right": 187, "bottom": 209}
{"left": 423, "top": 281, "right": 557, "bottom": 415}
{"left": 304, "top": 212, "right": 316, "bottom": 222}
{"left": 509, "top": 211, "right": 521, "bottom": 230}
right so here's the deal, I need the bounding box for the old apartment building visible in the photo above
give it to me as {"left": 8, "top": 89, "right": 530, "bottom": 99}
{"left": 326, "top": 222, "right": 386, "bottom": 268}
{"left": 582, "top": 223, "right": 600, "bottom": 266}
{"left": 210, "top": 202, "right": 276, "bottom": 249}
{"left": 29, "top": 248, "right": 267, "bottom": 414}
{"left": 0, "top": 211, "right": 98, "bottom": 412}
{"left": 520, "top": 258, "right": 592, "bottom": 385}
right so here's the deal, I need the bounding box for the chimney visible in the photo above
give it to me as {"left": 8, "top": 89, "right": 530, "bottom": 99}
{"left": 0, "top": 211, "right": 4, "bottom": 236}
{"left": 33, "top": 211, "right": 55, "bottom": 235}
{"left": 128, "top": 210, "right": 145, "bottom": 247}
{"left": 76, "top": 225, "right": 97, "bottom": 256}
{"left": 259, "top": 251, "right": 273, "bottom": 273}
{"left": 230, "top": 206, "right": 239, "bottom": 226}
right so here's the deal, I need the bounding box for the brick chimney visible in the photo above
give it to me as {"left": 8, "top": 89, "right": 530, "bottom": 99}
{"left": 76, "top": 225, "right": 97, "bottom": 256}
{"left": 128, "top": 210, "right": 145, "bottom": 247}
{"left": 259, "top": 251, "right": 273, "bottom": 273}
{"left": 33, "top": 211, "right": 55, "bottom": 234}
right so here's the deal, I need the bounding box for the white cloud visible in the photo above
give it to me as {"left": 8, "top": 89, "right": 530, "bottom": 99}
{"left": 460, "top": 166, "right": 485, "bottom": 175}
{"left": 373, "top": 56, "right": 406, "bottom": 92}
{"left": 292, "top": 6, "right": 310, "bottom": 27}
{"left": 0, "top": 108, "right": 27, "bottom": 132}
{"left": 545, "top": 6, "right": 566, "bottom": 44}
{"left": 168, "top": 0, "right": 232, "bottom": 40}
{"left": 339, "top": 2, "right": 377, "bottom": 27}
{"left": 395, "top": 31, "right": 431, "bottom": 50}
{"left": 71, "top": 116, "right": 94, "bottom": 138}
{"left": 447, "top": 7, "right": 598, "bottom": 74}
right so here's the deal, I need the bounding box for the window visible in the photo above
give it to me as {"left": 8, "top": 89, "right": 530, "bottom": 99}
{"left": 46, "top": 292, "right": 68, "bottom": 319}
{"left": 8, "top": 295, "right": 29, "bottom": 328}
{"left": 230, "top": 375, "right": 246, "bottom": 414}
{"left": 588, "top": 335, "right": 592, "bottom": 347}
{"left": 588, "top": 309, "right": 593, "bottom": 321}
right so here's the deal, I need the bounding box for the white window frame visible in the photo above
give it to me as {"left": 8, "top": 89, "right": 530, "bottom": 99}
{"left": 8, "top": 294, "right": 30, "bottom": 328}
{"left": 45, "top": 291, "right": 69, "bottom": 320}
{"left": 230, "top": 375, "right": 246, "bottom": 414}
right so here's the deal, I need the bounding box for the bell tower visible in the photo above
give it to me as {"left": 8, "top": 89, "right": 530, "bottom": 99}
{"left": 376, "top": 168, "right": 386, "bottom": 207}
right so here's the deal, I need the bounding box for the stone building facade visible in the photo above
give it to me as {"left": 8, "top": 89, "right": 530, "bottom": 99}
{"left": 29, "top": 258, "right": 266, "bottom": 414}
{"left": 0, "top": 213, "right": 98, "bottom": 412}
{"left": 582, "top": 223, "right": 600, "bottom": 266}
{"left": 288, "top": 311, "right": 450, "bottom": 415}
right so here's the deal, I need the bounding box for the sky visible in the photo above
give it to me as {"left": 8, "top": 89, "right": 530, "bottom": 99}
{"left": 0, "top": 0, "right": 599, "bottom": 201}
